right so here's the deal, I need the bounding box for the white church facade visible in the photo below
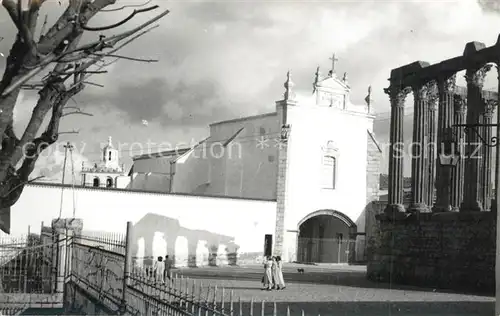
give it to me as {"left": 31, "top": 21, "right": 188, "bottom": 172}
{"left": 120, "top": 62, "right": 382, "bottom": 263}
{"left": 11, "top": 58, "right": 381, "bottom": 266}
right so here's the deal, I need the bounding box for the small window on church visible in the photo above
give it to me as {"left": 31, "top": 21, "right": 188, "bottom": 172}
{"left": 322, "top": 155, "right": 337, "bottom": 189}
{"left": 108, "top": 151, "right": 112, "bottom": 161}
{"left": 93, "top": 177, "right": 100, "bottom": 187}
{"left": 259, "top": 127, "right": 266, "bottom": 135}
{"left": 268, "top": 155, "right": 275, "bottom": 163}
{"left": 106, "top": 177, "right": 113, "bottom": 188}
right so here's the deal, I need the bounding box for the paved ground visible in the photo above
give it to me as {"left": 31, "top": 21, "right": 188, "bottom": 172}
{"left": 173, "top": 264, "right": 494, "bottom": 316}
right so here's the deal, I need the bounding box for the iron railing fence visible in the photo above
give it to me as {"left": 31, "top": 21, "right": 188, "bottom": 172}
{"left": 0, "top": 233, "right": 55, "bottom": 294}
{"left": 78, "top": 230, "right": 127, "bottom": 255}
{"left": 2, "top": 222, "right": 328, "bottom": 315}
{"left": 77, "top": 224, "right": 320, "bottom": 316}
{"left": 127, "top": 270, "right": 317, "bottom": 316}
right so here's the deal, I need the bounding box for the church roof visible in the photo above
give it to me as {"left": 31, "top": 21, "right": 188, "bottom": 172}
{"left": 210, "top": 112, "right": 276, "bottom": 127}
{"left": 132, "top": 137, "right": 210, "bottom": 162}
{"left": 132, "top": 148, "right": 191, "bottom": 161}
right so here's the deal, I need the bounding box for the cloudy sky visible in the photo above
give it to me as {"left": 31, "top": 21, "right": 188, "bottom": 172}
{"left": 1, "top": 0, "right": 500, "bottom": 182}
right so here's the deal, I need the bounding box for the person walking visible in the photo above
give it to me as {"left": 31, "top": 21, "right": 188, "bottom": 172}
{"left": 262, "top": 256, "right": 274, "bottom": 290}
{"left": 271, "top": 256, "right": 278, "bottom": 289}
{"left": 153, "top": 256, "right": 165, "bottom": 284}
{"left": 164, "top": 255, "right": 172, "bottom": 281}
{"left": 275, "top": 256, "right": 286, "bottom": 290}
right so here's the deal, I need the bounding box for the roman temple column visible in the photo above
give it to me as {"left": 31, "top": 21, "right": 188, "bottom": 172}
{"left": 384, "top": 85, "right": 411, "bottom": 214}
{"left": 433, "top": 74, "right": 456, "bottom": 212}
{"left": 425, "top": 84, "right": 438, "bottom": 207}
{"left": 461, "top": 64, "right": 492, "bottom": 212}
{"left": 409, "top": 82, "right": 430, "bottom": 212}
{"left": 480, "top": 99, "right": 497, "bottom": 211}
{"left": 450, "top": 94, "right": 467, "bottom": 210}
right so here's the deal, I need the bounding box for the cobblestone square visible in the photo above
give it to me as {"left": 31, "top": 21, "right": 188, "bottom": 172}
{"left": 176, "top": 264, "right": 494, "bottom": 316}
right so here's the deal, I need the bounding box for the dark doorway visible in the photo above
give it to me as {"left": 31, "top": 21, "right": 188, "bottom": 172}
{"left": 297, "top": 213, "right": 353, "bottom": 263}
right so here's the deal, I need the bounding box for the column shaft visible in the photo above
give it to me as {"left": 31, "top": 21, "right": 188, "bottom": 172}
{"left": 450, "top": 94, "right": 467, "bottom": 210}
{"left": 425, "top": 85, "right": 438, "bottom": 207}
{"left": 480, "top": 101, "right": 496, "bottom": 210}
{"left": 461, "top": 64, "right": 492, "bottom": 212}
{"left": 433, "top": 74, "right": 457, "bottom": 212}
{"left": 409, "top": 82, "right": 430, "bottom": 212}
{"left": 384, "top": 86, "right": 411, "bottom": 214}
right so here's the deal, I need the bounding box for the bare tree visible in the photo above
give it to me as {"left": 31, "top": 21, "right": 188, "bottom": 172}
{"left": 0, "top": 0, "right": 169, "bottom": 233}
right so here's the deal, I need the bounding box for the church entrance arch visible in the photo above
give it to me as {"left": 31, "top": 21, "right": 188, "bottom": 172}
{"left": 296, "top": 210, "right": 356, "bottom": 264}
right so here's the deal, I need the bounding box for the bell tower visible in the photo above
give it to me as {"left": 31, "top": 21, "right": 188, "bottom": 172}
{"left": 81, "top": 136, "right": 125, "bottom": 188}
{"left": 103, "top": 136, "right": 120, "bottom": 169}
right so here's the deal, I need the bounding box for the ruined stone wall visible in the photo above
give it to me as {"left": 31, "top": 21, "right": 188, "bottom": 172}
{"left": 367, "top": 211, "right": 496, "bottom": 294}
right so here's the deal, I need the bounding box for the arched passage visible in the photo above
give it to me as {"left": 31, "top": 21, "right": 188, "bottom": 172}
{"left": 296, "top": 210, "right": 357, "bottom": 263}
{"left": 106, "top": 177, "right": 113, "bottom": 188}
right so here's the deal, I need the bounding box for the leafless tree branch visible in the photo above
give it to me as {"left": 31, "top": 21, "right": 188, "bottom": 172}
{"left": 0, "top": 0, "right": 169, "bottom": 233}
{"left": 1, "top": 9, "right": 168, "bottom": 96}
{"left": 100, "top": 0, "right": 152, "bottom": 12}
{"left": 82, "top": 81, "right": 104, "bottom": 88}
{"left": 2, "top": 0, "right": 37, "bottom": 54}
{"left": 81, "top": 5, "right": 159, "bottom": 31}
{"left": 38, "top": 14, "right": 48, "bottom": 40}
{"left": 91, "top": 52, "right": 158, "bottom": 63}
{"left": 2, "top": 176, "right": 45, "bottom": 199}
{"left": 61, "top": 109, "right": 93, "bottom": 118}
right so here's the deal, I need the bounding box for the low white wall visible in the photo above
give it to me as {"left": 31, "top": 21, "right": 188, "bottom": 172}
{"left": 11, "top": 184, "right": 276, "bottom": 266}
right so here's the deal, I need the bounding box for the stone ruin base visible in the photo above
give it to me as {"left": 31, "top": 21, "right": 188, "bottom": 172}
{"left": 366, "top": 210, "right": 496, "bottom": 294}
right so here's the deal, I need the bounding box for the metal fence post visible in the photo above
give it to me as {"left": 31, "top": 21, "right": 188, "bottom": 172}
{"left": 121, "top": 221, "right": 133, "bottom": 314}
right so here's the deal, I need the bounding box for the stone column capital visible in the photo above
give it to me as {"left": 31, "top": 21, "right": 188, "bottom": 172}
{"left": 483, "top": 99, "right": 498, "bottom": 117}
{"left": 437, "top": 73, "right": 457, "bottom": 94}
{"left": 411, "top": 82, "right": 432, "bottom": 100}
{"left": 465, "top": 64, "right": 493, "bottom": 88}
{"left": 384, "top": 86, "right": 411, "bottom": 107}
{"left": 426, "top": 81, "right": 439, "bottom": 108}
{"left": 453, "top": 94, "right": 467, "bottom": 114}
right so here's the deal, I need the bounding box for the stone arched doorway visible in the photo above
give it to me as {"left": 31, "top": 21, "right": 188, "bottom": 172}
{"left": 296, "top": 209, "right": 357, "bottom": 264}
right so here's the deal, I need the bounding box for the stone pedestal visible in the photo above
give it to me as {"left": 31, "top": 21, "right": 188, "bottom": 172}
{"left": 433, "top": 74, "right": 456, "bottom": 213}
{"left": 409, "top": 82, "right": 430, "bottom": 213}
{"left": 51, "top": 218, "right": 83, "bottom": 294}
{"left": 384, "top": 86, "right": 411, "bottom": 214}
{"left": 461, "top": 65, "right": 492, "bottom": 212}
{"left": 187, "top": 240, "right": 198, "bottom": 268}
{"left": 226, "top": 241, "right": 239, "bottom": 266}
{"left": 208, "top": 244, "right": 219, "bottom": 267}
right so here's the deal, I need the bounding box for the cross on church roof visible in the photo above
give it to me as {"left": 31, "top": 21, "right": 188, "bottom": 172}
{"left": 329, "top": 53, "right": 339, "bottom": 75}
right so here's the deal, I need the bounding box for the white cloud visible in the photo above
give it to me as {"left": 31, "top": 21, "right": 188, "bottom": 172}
{"left": 30, "top": 145, "right": 90, "bottom": 185}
